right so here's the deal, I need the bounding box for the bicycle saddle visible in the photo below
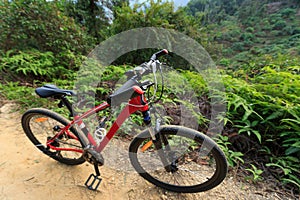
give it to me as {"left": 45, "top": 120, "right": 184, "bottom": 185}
{"left": 35, "top": 84, "right": 76, "bottom": 98}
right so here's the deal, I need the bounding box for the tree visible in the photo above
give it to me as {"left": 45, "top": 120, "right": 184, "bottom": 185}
{"left": 186, "top": 0, "right": 250, "bottom": 24}
{"left": 0, "top": 0, "right": 92, "bottom": 54}
{"left": 64, "top": 0, "right": 130, "bottom": 41}
{"left": 187, "top": 0, "right": 209, "bottom": 15}
{"left": 65, "top": 0, "right": 111, "bottom": 41}
{"left": 107, "top": 0, "right": 206, "bottom": 66}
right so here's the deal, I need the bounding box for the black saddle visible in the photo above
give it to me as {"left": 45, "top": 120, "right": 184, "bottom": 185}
{"left": 35, "top": 84, "right": 76, "bottom": 98}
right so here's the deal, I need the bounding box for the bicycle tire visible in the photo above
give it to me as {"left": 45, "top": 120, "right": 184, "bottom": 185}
{"left": 22, "top": 108, "right": 85, "bottom": 165}
{"left": 129, "top": 125, "right": 227, "bottom": 193}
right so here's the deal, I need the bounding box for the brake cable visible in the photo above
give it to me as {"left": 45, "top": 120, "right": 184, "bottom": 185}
{"left": 146, "top": 61, "right": 164, "bottom": 104}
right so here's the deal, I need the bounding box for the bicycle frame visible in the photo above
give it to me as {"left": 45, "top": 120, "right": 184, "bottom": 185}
{"left": 46, "top": 94, "right": 149, "bottom": 154}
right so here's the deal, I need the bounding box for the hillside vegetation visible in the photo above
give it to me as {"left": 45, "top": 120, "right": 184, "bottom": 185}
{"left": 0, "top": 0, "right": 299, "bottom": 196}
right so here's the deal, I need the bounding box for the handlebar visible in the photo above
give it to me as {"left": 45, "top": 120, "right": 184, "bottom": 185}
{"left": 127, "top": 49, "right": 169, "bottom": 78}
{"left": 151, "top": 49, "right": 169, "bottom": 60}
{"left": 108, "top": 49, "right": 168, "bottom": 106}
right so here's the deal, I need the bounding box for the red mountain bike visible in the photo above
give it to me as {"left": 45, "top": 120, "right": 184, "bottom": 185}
{"left": 21, "top": 49, "right": 227, "bottom": 193}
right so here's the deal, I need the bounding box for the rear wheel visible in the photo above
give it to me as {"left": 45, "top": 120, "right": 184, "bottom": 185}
{"left": 129, "top": 125, "right": 227, "bottom": 193}
{"left": 22, "top": 108, "right": 85, "bottom": 165}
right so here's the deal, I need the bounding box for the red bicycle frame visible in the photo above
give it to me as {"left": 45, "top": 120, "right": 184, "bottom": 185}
{"left": 46, "top": 94, "right": 149, "bottom": 154}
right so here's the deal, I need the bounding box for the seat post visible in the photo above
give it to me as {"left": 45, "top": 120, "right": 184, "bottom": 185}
{"left": 61, "top": 96, "right": 76, "bottom": 117}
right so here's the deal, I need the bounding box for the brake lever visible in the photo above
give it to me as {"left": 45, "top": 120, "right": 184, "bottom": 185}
{"left": 140, "top": 80, "right": 154, "bottom": 91}
{"left": 151, "top": 61, "right": 157, "bottom": 73}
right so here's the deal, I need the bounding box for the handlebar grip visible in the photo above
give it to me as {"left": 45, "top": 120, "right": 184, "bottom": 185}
{"left": 151, "top": 49, "right": 169, "bottom": 60}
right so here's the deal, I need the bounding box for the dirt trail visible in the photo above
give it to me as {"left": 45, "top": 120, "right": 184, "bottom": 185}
{"left": 0, "top": 103, "right": 294, "bottom": 200}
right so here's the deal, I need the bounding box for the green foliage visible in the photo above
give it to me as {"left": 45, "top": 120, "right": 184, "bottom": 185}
{"left": 253, "top": 66, "right": 300, "bottom": 103}
{"left": 0, "top": 50, "right": 81, "bottom": 81}
{"left": 180, "top": 70, "right": 208, "bottom": 96}
{"left": 245, "top": 164, "right": 263, "bottom": 183}
{"left": 0, "top": 0, "right": 93, "bottom": 54}
{"left": 0, "top": 82, "right": 47, "bottom": 108}
{"left": 280, "top": 8, "right": 296, "bottom": 18}
{"left": 273, "top": 20, "right": 287, "bottom": 30}
{"left": 187, "top": 0, "right": 245, "bottom": 24}
{"left": 197, "top": 0, "right": 300, "bottom": 66}
{"left": 1, "top": 50, "right": 54, "bottom": 79}
{"left": 0, "top": 0, "right": 91, "bottom": 83}
{"left": 219, "top": 64, "right": 300, "bottom": 191}
{"left": 103, "top": 0, "right": 206, "bottom": 66}
{"left": 219, "top": 58, "right": 231, "bottom": 67}
{"left": 216, "top": 135, "right": 244, "bottom": 167}
{"left": 266, "top": 156, "right": 300, "bottom": 191}
{"left": 0, "top": 0, "right": 299, "bottom": 193}
{"left": 110, "top": 0, "right": 202, "bottom": 42}
{"left": 101, "top": 65, "right": 130, "bottom": 81}
{"left": 64, "top": 0, "right": 118, "bottom": 41}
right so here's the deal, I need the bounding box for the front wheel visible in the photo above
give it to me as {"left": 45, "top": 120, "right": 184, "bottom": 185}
{"left": 129, "top": 125, "right": 227, "bottom": 193}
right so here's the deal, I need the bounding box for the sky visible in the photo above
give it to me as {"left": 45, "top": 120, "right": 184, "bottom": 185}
{"left": 130, "top": 0, "right": 190, "bottom": 8}
{"left": 172, "top": 0, "right": 189, "bottom": 7}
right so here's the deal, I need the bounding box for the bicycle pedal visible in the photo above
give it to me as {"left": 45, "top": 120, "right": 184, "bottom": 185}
{"left": 85, "top": 174, "right": 102, "bottom": 191}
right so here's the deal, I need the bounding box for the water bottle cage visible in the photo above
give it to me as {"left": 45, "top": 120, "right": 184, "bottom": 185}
{"left": 94, "top": 127, "right": 107, "bottom": 144}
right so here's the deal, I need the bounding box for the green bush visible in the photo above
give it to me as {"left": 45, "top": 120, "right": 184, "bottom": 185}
{"left": 240, "top": 32, "right": 255, "bottom": 42}
{"left": 220, "top": 65, "right": 300, "bottom": 191}
{"left": 0, "top": 82, "right": 48, "bottom": 108}
{"left": 1, "top": 50, "right": 55, "bottom": 80}
{"left": 270, "top": 30, "right": 282, "bottom": 37}
{"left": 219, "top": 58, "right": 232, "bottom": 67}
{"left": 273, "top": 20, "right": 287, "bottom": 30}
{"left": 255, "top": 31, "right": 267, "bottom": 37}
{"left": 0, "top": 50, "right": 80, "bottom": 81}
{"left": 231, "top": 42, "right": 245, "bottom": 52}
{"left": 292, "top": 28, "right": 300, "bottom": 35}
{"left": 0, "top": 0, "right": 93, "bottom": 55}
{"left": 245, "top": 27, "right": 255, "bottom": 33}
{"left": 280, "top": 8, "right": 296, "bottom": 18}
{"left": 283, "top": 26, "right": 294, "bottom": 35}
{"left": 269, "top": 14, "right": 282, "bottom": 25}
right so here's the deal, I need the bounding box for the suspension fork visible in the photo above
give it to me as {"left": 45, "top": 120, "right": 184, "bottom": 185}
{"left": 147, "top": 111, "right": 173, "bottom": 172}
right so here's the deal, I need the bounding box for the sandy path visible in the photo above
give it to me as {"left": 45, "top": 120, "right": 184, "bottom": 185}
{"left": 0, "top": 103, "right": 291, "bottom": 200}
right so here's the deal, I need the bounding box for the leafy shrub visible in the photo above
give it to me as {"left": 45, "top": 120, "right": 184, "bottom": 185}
{"left": 0, "top": 50, "right": 79, "bottom": 81}
{"left": 270, "top": 30, "right": 282, "bottom": 36}
{"left": 1, "top": 50, "right": 55, "bottom": 80}
{"left": 216, "top": 135, "right": 244, "bottom": 167}
{"left": 292, "top": 28, "right": 300, "bottom": 35}
{"left": 280, "top": 8, "right": 296, "bottom": 18}
{"left": 283, "top": 26, "right": 294, "bottom": 35}
{"left": 219, "top": 58, "right": 231, "bottom": 67}
{"left": 231, "top": 42, "right": 245, "bottom": 52}
{"left": 245, "top": 27, "right": 255, "bottom": 33}
{"left": 0, "top": 0, "right": 93, "bottom": 55}
{"left": 220, "top": 65, "right": 300, "bottom": 191}
{"left": 240, "top": 32, "right": 255, "bottom": 42}
{"left": 261, "top": 20, "right": 272, "bottom": 31}
{"left": 269, "top": 14, "right": 282, "bottom": 25}
{"left": 180, "top": 70, "right": 208, "bottom": 96}
{"left": 273, "top": 20, "right": 287, "bottom": 30}
{"left": 0, "top": 82, "right": 48, "bottom": 108}
{"left": 255, "top": 31, "right": 267, "bottom": 37}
